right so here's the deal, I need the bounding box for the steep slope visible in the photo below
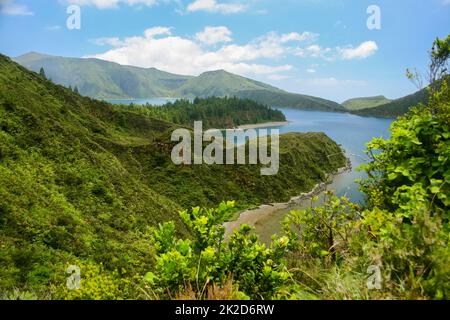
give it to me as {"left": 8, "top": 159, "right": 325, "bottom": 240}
{"left": 235, "top": 89, "right": 345, "bottom": 112}
{"left": 342, "top": 95, "right": 392, "bottom": 111}
{"left": 355, "top": 88, "right": 428, "bottom": 118}
{"left": 0, "top": 54, "right": 347, "bottom": 292}
{"left": 15, "top": 52, "right": 345, "bottom": 112}
{"left": 175, "top": 70, "right": 345, "bottom": 112}
{"left": 14, "top": 52, "right": 193, "bottom": 99}
{"left": 174, "top": 70, "right": 282, "bottom": 97}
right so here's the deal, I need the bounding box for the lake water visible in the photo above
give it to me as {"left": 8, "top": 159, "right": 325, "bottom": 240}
{"left": 224, "top": 108, "right": 393, "bottom": 243}
{"left": 265, "top": 108, "right": 393, "bottom": 203}
{"left": 109, "top": 98, "right": 393, "bottom": 202}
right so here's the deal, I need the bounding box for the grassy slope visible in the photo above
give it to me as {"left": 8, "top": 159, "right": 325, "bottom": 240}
{"left": 14, "top": 52, "right": 193, "bottom": 99}
{"left": 0, "top": 54, "right": 347, "bottom": 290}
{"left": 236, "top": 89, "right": 345, "bottom": 112}
{"left": 354, "top": 89, "right": 428, "bottom": 118}
{"left": 168, "top": 70, "right": 346, "bottom": 112}
{"left": 15, "top": 53, "right": 345, "bottom": 112}
{"left": 342, "top": 95, "right": 392, "bottom": 111}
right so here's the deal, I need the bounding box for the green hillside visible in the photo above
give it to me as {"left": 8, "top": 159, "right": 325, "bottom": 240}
{"left": 355, "top": 88, "right": 429, "bottom": 118}
{"left": 14, "top": 52, "right": 345, "bottom": 112}
{"left": 13, "top": 52, "right": 193, "bottom": 99}
{"left": 0, "top": 54, "right": 347, "bottom": 294}
{"left": 342, "top": 95, "right": 392, "bottom": 111}
{"left": 174, "top": 69, "right": 280, "bottom": 97}
{"left": 236, "top": 89, "right": 345, "bottom": 112}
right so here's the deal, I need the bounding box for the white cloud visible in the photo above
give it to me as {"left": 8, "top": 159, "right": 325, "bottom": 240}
{"left": 187, "top": 0, "right": 246, "bottom": 14}
{"left": 293, "top": 41, "right": 378, "bottom": 60}
{"left": 279, "top": 32, "right": 318, "bottom": 43}
{"left": 88, "top": 26, "right": 378, "bottom": 83}
{"left": 294, "top": 44, "right": 332, "bottom": 59}
{"left": 0, "top": 0, "right": 33, "bottom": 15}
{"left": 144, "top": 26, "right": 172, "bottom": 38}
{"left": 338, "top": 41, "right": 378, "bottom": 60}
{"left": 87, "top": 27, "right": 296, "bottom": 77}
{"left": 91, "top": 37, "right": 124, "bottom": 46}
{"left": 195, "top": 26, "right": 232, "bottom": 45}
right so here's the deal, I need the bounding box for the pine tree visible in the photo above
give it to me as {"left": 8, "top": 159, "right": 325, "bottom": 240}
{"left": 39, "top": 67, "right": 46, "bottom": 78}
{"left": 74, "top": 86, "right": 79, "bottom": 94}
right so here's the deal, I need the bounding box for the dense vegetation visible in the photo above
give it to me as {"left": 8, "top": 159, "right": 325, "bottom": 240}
{"left": 355, "top": 87, "right": 429, "bottom": 118}
{"left": 2, "top": 35, "right": 448, "bottom": 301}
{"left": 0, "top": 54, "right": 346, "bottom": 298}
{"left": 137, "top": 36, "right": 450, "bottom": 300}
{"left": 120, "top": 96, "right": 286, "bottom": 129}
{"left": 15, "top": 53, "right": 345, "bottom": 112}
{"left": 342, "top": 95, "right": 392, "bottom": 111}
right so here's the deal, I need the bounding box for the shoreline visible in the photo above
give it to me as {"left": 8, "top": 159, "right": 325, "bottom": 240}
{"left": 237, "top": 121, "right": 290, "bottom": 130}
{"left": 223, "top": 161, "right": 352, "bottom": 242}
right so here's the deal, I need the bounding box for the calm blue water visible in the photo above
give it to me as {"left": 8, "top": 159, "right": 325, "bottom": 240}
{"left": 109, "top": 98, "right": 393, "bottom": 203}
{"left": 107, "top": 97, "right": 179, "bottom": 106}
{"left": 262, "top": 109, "right": 393, "bottom": 203}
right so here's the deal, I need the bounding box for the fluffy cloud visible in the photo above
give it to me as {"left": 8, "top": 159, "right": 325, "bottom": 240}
{"left": 88, "top": 26, "right": 378, "bottom": 81}
{"left": 338, "top": 41, "right": 378, "bottom": 60}
{"left": 0, "top": 0, "right": 33, "bottom": 15}
{"left": 293, "top": 41, "right": 378, "bottom": 61}
{"left": 88, "top": 27, "right": 306, "bottom": 77}
{"left": 90, "top": 37, "right": 124, "bottom": 46}
{"left": 279, "top": 32, "right": 318, "bottom": 43}
{"left": 187, "top": 0, "right": 246, "bottom": 14}
{"left": 195, "top": 26, "right": 232, "bottom": 45}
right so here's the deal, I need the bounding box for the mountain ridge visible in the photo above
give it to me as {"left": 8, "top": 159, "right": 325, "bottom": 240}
{"left": 14, "top": 52, "right": 345, "bottom": 112}
{"left": 354, "top": 88, "right": 429, "bottom": 118}
{"left": 342, "top": 95, "right": 392, "bottom": 111}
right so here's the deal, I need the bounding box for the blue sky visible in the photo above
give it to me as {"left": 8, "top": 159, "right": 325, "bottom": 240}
{"left": 0, "top": 0, "right": 449, "bottom": 102}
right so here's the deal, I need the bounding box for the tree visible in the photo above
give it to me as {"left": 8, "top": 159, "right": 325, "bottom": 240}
{"left": 407, "top": 35, "right": 450, "bottom": 114}
{"left": 39, "top": 67, "right": 46, "bottom": 79}
{"left": 74, "top": 86, "right": 79, "bottom": 94}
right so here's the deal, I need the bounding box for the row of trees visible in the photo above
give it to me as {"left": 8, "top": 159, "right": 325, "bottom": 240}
{"left": 123, "top": 96, "right": 286, "bottom": 129}
{"left": 39, "top": 67, "right": 79, "bottom": 94}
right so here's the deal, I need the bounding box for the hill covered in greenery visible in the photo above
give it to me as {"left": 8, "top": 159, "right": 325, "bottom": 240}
{"left": 0, "top": 54, "right": 347, "bottom": 296}
{"left": 354, "top": 88, "right": 429, "bottom": 118}
{"left": 138, "top": 36, "right": 450, "bottom": 301}
{"left": 14, "top": 52, "right": 345, "bottom": 113}
{"left": 13, "top": 52, "right": 193, "bottom": 99}
{"left": 342, "top": 95, "right": 392, "bottom": 111}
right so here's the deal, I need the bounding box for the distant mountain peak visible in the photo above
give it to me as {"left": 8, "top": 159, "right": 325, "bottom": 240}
{"left": 12, "top": 52, "right": 344, "bottom": 112}
{"left": 199, "top": 69, "right": 231, "bottom": 76}
{"left": 16, "top": 51, "right": 51, "bottom": 60}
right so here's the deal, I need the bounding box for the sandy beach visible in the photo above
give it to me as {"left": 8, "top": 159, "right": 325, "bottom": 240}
{"left": 237, "top": 121, "right": 290, "bottom": 130}
{"left": 223, "top": 164, "right": 352, "bottom": 244}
